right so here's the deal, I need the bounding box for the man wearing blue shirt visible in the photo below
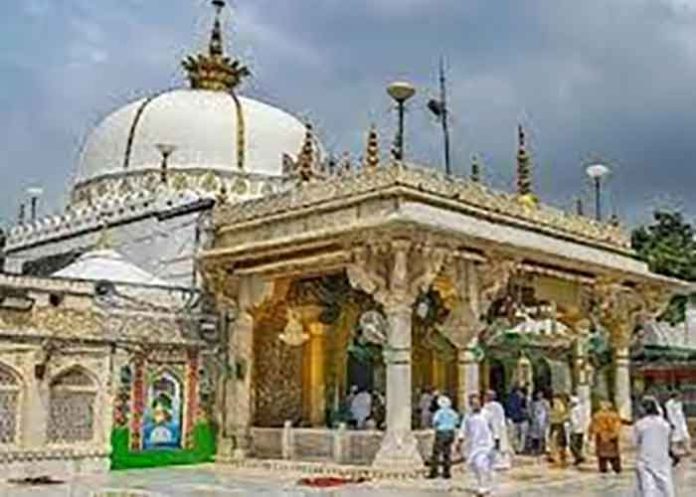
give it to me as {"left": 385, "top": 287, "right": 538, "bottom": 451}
{"left": 428, "top": 395, "right": 459, "bottom": 479}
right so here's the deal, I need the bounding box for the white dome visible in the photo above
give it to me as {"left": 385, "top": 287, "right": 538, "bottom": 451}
{"left": 53, "top": 249, "right": 169, "bottom": 287}
{"left": 76, "top": 89, "right": 307, "bottom": 184}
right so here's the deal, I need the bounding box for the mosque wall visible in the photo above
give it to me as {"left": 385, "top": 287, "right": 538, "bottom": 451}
{"left": 0, "top": 340, "right": 112, "bottom": 480}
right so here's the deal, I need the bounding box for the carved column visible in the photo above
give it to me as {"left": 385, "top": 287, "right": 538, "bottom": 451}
{"left": 347, "top": 239, "right": 448, "bottom": 468}
{"left": 613, "top": 346, "right": 632, "bottom": 422}
{"left": 457, "top": 340, "right": 480, "bottom": 411}
{"left": 593, "top": 278, "right": 668, "bottom": 423}
{"left": 204, "top": 266, "right": 273, "bottom": 460}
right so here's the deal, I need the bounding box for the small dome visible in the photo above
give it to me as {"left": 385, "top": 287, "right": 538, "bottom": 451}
{"left": 76, "top": 89, "right": 308, "bottom": 186}
{"left": 53, "top": 249, "right": 169, "bottom": 287}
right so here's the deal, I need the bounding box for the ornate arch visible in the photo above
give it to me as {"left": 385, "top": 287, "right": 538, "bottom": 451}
{"left": 47, "top": 366, "right": 98, "bottom": 444}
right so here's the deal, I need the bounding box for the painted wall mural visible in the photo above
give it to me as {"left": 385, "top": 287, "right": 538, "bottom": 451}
{"left": 142, "top": 371, "right": 183, "bottom": 450}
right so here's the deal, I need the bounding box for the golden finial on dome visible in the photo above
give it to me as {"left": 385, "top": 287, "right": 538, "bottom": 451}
{"left": 363, "top": 125, "right": 380, "bottom": 172}
{"left": 182, "top": 0, "right": 250, "bottom": 92}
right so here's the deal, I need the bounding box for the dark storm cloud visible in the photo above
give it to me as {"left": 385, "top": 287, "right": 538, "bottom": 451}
{"left": 1, "top": 0, "right": 694, "bottom": 226}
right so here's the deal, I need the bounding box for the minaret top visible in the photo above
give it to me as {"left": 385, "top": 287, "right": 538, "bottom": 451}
{"left": 182, "top": 0, "right": 250, "bottom": 92}
{"left": 516, "top": 124, "right": 537, "bottom": 206}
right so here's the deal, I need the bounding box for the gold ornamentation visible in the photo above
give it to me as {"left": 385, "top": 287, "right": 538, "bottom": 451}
{"left": 278, "top": 307, "right": 308, "bottom": 346}
{"left": 181, "top": 1, "right": 250, "bottom": 92}
{"left": 363, "top": 125, "right": 380, "bottom": 172}
{"left": 295, "top": 123, "right": 318, "bottom": 182}
{"left": 212, "top": 164, "right": 632, "bottom": 253}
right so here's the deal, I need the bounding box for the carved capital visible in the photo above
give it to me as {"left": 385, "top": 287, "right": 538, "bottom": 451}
{"left": 592, "top": 277, "right": 643, "bottom": 348}
{"left": 476, "top": 253, "right": 520, "bottom": 316}
{"left": 635, "top": 282, "right": 675, "bottom": 318}
{"left": 346, "top": 239, "right": 450, "bottom": 310}
{"left": 436, "top": 255, "right": 480, "bottom": 348}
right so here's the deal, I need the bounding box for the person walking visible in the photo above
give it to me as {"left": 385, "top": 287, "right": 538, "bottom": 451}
{"left": 483, "top": 390, "right": 512, "bottom": 469}
{"left": 548, "top": 394, "right": 569, "bottom": 466}
{"left": 350, "top": 389, "right": 372, "bottom": 429}
{"left": 568, "top": 396, "right": 587, "bottom": 466}
{"left": 419, "top": 387, "right": 434, "bottom": 429}
{"left": 428, "top": 395, "right": 459, "bottom": 479}
{"left": 458, "top": 393, "right": 495, "bottom": 496}
{"left": 664, "top": 390, "right": 691, "bottom": 467}
{"left": 588, "top": 400, "right": 623, "bottom": 474}
{"left": 529, "top": 391, "right": 550, "bottom": 456}
{"left": 506, "top": 386, "right": 529, "bottom": 454}
{"left": 634, "top": 396, "right": 675, "bottom": 497}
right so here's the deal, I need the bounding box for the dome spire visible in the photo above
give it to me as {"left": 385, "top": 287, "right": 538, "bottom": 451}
{"left": 182, "top": 0, "right": 250, "bottom": 92}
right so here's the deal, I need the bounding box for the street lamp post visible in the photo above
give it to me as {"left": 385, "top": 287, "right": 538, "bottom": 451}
{"left": 155, "top": 143, "right": 177, "bottom": 185}
{"left": 26, "top": 187, "right": 44, "bottom": 223}
{"left": 586, "top": 163, "right": 610, "bottom": 222}
{"left": 387, "top": 81, "right": 416, "bottom": 161}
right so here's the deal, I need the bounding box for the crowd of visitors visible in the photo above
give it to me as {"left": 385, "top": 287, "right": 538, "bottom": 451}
{"left": 417, "top": 384, "right": 691, "bottom": 497}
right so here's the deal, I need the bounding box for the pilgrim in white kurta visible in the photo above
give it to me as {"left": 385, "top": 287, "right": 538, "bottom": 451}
{"left": 351, "top": 391, "right": 372, "bottom": 429}
{"left": 633, "top": 414, "right": 675, "bottom": 497}
{"left": 665, "top": 397, "right": 691, "bottom": 454}
{"left": 483, "top": 400, "right": 512, "bottom": 469}
{"left": 460, "top": 411, "right": 495, "bottom": 495}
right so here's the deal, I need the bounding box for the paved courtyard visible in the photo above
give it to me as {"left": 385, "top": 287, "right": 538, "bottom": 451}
{"left": 0, "top": 459, "right": 694, "bottom": 497}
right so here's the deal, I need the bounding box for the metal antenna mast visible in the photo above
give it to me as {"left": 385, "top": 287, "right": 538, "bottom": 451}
{"left": 439, "top": 57, "right": 452, "bottom": 175}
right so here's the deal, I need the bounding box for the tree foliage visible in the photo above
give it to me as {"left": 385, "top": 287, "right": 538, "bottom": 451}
{"left": 631, "top": 210, "right": 696, "bottom": 323}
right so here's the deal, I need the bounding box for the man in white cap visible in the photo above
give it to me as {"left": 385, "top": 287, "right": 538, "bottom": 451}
{"left": 483, "top": 390, "right": 511, "bottom": 469}
{"left": 428, "top": 394, "right": 459, "bottom": 479}
{"left": 568, "top": 395, "right": 587, "bottom": 466}
{"left": 458, "top": 393, "right": 495, "bottom": 496}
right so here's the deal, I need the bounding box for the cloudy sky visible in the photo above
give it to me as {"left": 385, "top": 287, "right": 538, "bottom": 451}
{"left": 2, "top": 0, "right": 696, "bottom": 228}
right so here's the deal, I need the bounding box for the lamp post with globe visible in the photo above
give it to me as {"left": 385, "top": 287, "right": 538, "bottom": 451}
{"left": 585, "top": 163, "right": 610, "bottom": 222}
{"left": 387, "top": 81, "right": 416, "bottom": 161}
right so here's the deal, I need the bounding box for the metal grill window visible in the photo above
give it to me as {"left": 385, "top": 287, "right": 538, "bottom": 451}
{"left": 0, "top": 365, "right": 19, "bottom": 445}
{"left": 47, "top": 368, "right": 96, "bottom": 444}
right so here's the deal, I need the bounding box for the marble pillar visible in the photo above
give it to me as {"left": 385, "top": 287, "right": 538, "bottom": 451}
{"left": 373, "top": 302, "right": 422, "bottom": 468}
{"left": 229, "top": 309, "right": 254, "bottom": 459}
{"left": 614, "top": 347, "right": 632, "bottom": 422}
{"left": 457, "top": 346, "right": 480, "bottom": 411}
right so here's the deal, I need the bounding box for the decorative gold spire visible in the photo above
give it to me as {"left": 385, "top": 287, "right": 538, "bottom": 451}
{"left": 363, "top": 125, "right": 380, "bottom": 172}
{"left": 516, "top": 125, "right": 538, "bottom": 207}
{"left": 296, "top": 123, "right": 317, "bottom": 182}
{"left": 182, "top": 0, "right": 250, "bottom": 92}
{"left": 471, "top": 154, "right": 481, "bottom": 183}
{"left": 516, "top": 125, "right": 531, "bottom": 195}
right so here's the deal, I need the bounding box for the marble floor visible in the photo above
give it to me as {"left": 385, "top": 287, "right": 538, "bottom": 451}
{"left": 0, "top": 459, "right": 694, "bottom": 497}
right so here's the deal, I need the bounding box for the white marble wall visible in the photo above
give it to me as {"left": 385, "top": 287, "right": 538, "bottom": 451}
{"left": 0, "top": 342, "right": 113, "bottom": 480}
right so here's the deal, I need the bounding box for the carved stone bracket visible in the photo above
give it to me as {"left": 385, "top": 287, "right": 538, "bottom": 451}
{"left": 592, "top": 277, "right": 644, "bottom": 349}
{"left": 346, "top": 239, "right": 450, "bottom": 310}
{"left": 436, "top": 255, "right": 480, "bottom": 349}
{"left": 476, "top": 252, "right": 521, "bottom": 319}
